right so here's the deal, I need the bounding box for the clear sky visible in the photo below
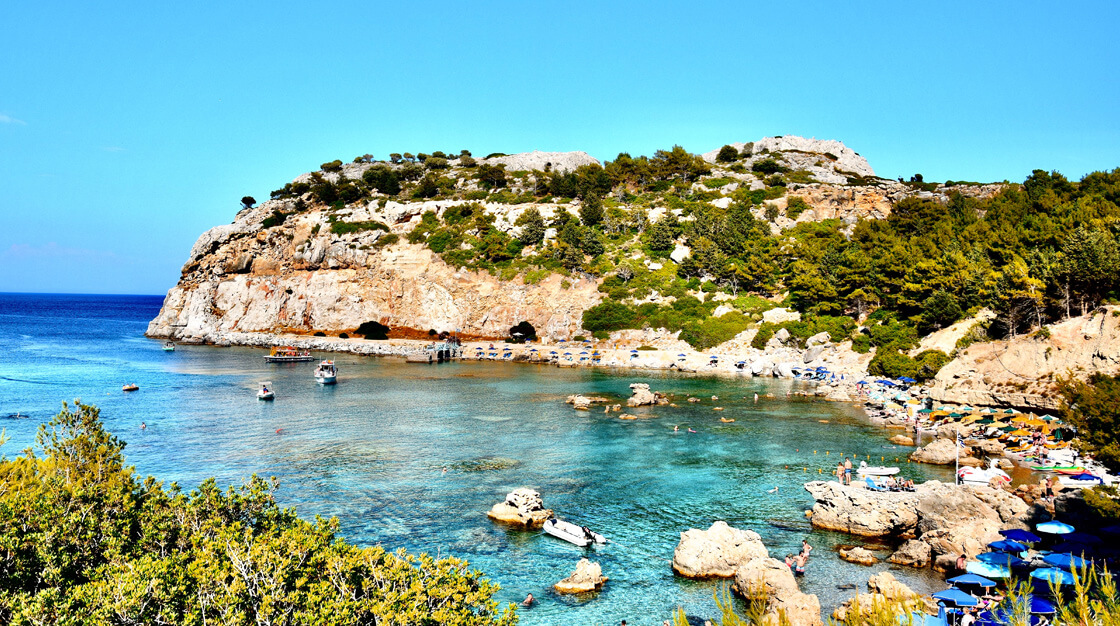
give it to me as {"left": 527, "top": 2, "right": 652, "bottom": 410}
{"left": 2, "top": 1, "right": 1118, "bottom": 295}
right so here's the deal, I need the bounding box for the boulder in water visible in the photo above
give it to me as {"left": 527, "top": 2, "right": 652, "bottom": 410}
{"left": 838, "top": 546, "right": 877, "bottom": 565}
{"left": 554, "top": 558, "right": 607, "bottom": 594}
{"left": 486, "top": 488, "right": 553, "bottom": 529}
{"left": 672, "top": 521, "right": 769, "bottom": 578}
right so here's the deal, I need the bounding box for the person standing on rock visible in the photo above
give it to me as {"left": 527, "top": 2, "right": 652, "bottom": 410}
{"left": 836, "top": 461, "right": 845, "bottom": 484}
{"left": 844, "top": 457, "right": 853, "bottom": 485}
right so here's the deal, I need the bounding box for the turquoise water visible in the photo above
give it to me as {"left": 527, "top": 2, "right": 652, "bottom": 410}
{"left": 0, "top": 294, "right": 953, "bottom": 625}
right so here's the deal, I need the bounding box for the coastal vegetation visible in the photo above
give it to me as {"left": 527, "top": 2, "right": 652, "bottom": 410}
{"left": 0, "top": 402, "right": 516, "bottom": 625}
{"left": 1059, "top": 372, "right": 1120, "bottom": 472}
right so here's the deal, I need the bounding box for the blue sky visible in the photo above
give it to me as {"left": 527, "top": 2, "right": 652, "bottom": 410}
{"left": 2, "top": 1, "right": 1118, "bottom": 295}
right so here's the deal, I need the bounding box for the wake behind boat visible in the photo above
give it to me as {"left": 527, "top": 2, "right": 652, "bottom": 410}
{"left": 542, "top": 518, "right": 607, "bottom": 547}
{"left": 264, "top": 346, "right": 314, "bottom": 363}
{"left": 314, "top": 360, "right": 337, "bottom": 385}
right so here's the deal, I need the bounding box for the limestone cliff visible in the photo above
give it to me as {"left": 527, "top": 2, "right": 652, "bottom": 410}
{"left": 928, "top": 306, "right": 1120, "bottom": 409}
{"left": 148, "top": 139, "right": 1002, "bottom": 348}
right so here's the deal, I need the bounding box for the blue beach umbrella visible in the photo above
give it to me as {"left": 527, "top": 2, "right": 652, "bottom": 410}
{"left": 1036, "top": 521, "right": 1075, "bottom": 535}
{"left": 948, "top": 574, "right": 997, "bottom": 588}
{"left": 1100, "top": 524, "right": 1120, "bottom": 535}
{"left": 1031, "top": 568, "right": 1075, "bottom": 586}
{"left": 1050, "top": 541, "right": 1094, "bottom": 555}
{"left": 1000, "top": 529, "right": 1041, "bottom": 543}
{"left": 1043, "top": 553, "right": 1090, "bottom": 569}
{"left": 976, "top": 552, "right": 1026, "bottom": 567}
{"left": 1029, "top": 597, "right": 1058, "bottom": 615}
{"left": 932, "top": 588, "right": 978, "bottom": 607}
{"left": 630, "top": 349, "right": 638, "bottom": 353}
{"left": 1062, "top": 532, "right": 1101, "bottom": 544}
{"left": 899, "top": 376, "right": 917, "bottom": 383}
{"left": 966, "top": 561, "right": 1011, "bottom": 578}
{"left": 549, "top": 351, "right": 557, "bottom": 355}
{"left": 988, "top": 540, "right": 1028, "bottom": 553}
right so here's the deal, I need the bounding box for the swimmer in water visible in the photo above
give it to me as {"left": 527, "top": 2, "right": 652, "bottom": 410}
{"left": 673, "top": 425, "right": 679, "bottom": 432}
{"left": 768, "top": 486, "right": 778, "bottom": 493}
{"left": 140, "top": 422, "right": 146, "bottom": 430}
{"left": 688, "top": 428, "right": 697, "bottom": 433}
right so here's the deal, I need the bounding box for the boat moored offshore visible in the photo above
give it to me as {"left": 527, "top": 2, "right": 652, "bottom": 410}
{"left": 314, "top": 360, "right": 337, "bottom": 385}
{"left": 264, "top": 346, "right": 314, "bottom": 363}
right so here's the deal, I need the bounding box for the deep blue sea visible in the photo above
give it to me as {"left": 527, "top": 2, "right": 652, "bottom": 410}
{"left": 0, "top": 292, "right": 954, "bottom": 625}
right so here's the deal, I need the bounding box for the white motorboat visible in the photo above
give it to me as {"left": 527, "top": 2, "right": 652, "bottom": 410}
{"left": 857, "top": 461, "right": 900, "bottom": 476}
{"left": 958, "top": 459, "right": 1011, "bottom": 486}
{"left": 162, "top": 341, "right": 175, "bottom": 352}
{"left": 542, "top": 518, "right": 607, "bottom": 547}
{"left": 257, "top": 382, "right": 275, "bottom": 400}
{"left": 314, "top": 360, "right": 337, "bottom": 385}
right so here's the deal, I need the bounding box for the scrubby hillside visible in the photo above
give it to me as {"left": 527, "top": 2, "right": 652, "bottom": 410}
{"left": 150, "top": 137, "right": 1120, "bottom": 403}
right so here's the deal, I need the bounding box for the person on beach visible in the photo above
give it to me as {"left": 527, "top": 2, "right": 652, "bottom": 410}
{"left": 956, "top": 554, "right": 967, "bottom": 572}
{"left": 960, "top": 608, "right": 975, "bottom": 626}
{"left": 844, "top": 457, "right": 853, "bottom": 485}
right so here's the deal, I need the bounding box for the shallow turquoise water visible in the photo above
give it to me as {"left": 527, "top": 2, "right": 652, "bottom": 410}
{"left": 0, "top": 294, "right": 953, "bottom": 625}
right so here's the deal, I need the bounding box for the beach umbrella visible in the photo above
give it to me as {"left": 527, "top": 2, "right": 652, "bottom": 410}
{"left": 932, "top": 588, "right": 978, "bottom": 607}
{"left": 899, "top": 377, "right": 917, "bottom": 383}
{"left": 1036, "top": 521, "right": 1075, "bottom": 535}
{"left": 1009, "top": 429, "right": 1032, "bottom": 436}
{"left": 1043, "top": 553, "right": 1090, "bottom": 569}
{"left": 948, "top": 574, "right": 998, "bottom": 588}
{"left": 1031, "top": 568, "right": 1075, "bottom": 586}
{"left": 1011, "top": 416, "right": 1030, "bottom": 423}
{"left": 630, "top": 349, "right": 638, "bottom": 353}
{"left": 1000, "top": 529, "right": 1042, "bottom": 543}
{"left": 976, "top": 552, "right": 1026, "bottom": 567}
{"left": 530, "top": 348, "right": 538, "bottom": 351}
{"left": 563, "top": 352, "right": 571, "bottom": 356}
{"left": 549, "top": 351, "right": 557, "bottom": 355}
{"left": 476, "top": 346, "right": 484, "bottom": 351}
{"left": 1028, "top": 597, "right": 1057, "bottom": 615}
{"left": 1004, "top": 409, "right": 1018, "bottom": 414}
{"left": 1062, "top": 532, "right": 1102, "bottom": 544}
{"left": 988, "top": 540, "right": 1028, "bottom": 553}
{"left": 1038, "top": 414, "right": 1058, "bottom": 422}
{"left": 1049, "top": 541, "right": 1094, "bottom": 555}
{"left": 918, "top": 408, "right": 933, "bottom": 414}
{"left": 580, "top": 351, "right": 587, "bottom": 354}
{"left": 1100, "top": 524, "right": 1120, "bottom": 535}
{"left": 966, "top": 561, "right": 1012, "bottom": 578}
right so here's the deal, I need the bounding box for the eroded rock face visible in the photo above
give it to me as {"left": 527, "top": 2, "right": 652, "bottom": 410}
{"left": 486, "top": 488, "right": 553, "bottom": 529}
{"left": 805, "top": 481, "right": 1028, "bottom": 570}
{"left": 929, "top": 306, "right": 1120, "bottom": 410}
{"left": 910, "top": 438, "right": 974, "bottom": 465}
{"left": 833, "top": 572, "right": 926, "bottom": 622}
{"left": 890, "top": 434, "right": 915, "bottom": 446}
{"left": 671, "top": 521, "right": 769, "bottom": 578}
{"left": 733, "top": 557, "right": 823, "bottom": 626}
{"left": 554, "top": 558, "right": 607, "bottom": 594}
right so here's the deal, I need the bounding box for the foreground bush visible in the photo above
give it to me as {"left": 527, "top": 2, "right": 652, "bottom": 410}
{"left": 0, "top": 402, "right": 517, "bottom": 626}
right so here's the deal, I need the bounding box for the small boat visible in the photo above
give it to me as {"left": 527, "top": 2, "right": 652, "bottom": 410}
{"left": 122, "top": 383, "right": 139, "bottom": 392}
{"left": 314, "top": 360, "right": 337, "bottom": 385}
{"left": 542, "top": 518, "right": 607, "bottom": 547}
{"left": 257, "top": 382, "right": 275, "bottom": 400}
{"left": 958, "top": 459, "right": 1011, "bottom": 486}
{"left": 162, "top": 341, "right": 175, "bottom": 352}
{"left": 264, "top": 346, "right": 314, "bottom": 363}
{"left": 857, "top": 461, "right": 900, "bottom": 476}
{"left": 1028, "top": 464, "right": 1083, "bottom": 472}
{"left": 1059, "top": 473, "right": 1106, "bottom": 489}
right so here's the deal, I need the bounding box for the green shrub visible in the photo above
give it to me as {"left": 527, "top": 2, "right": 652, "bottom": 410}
{"left": 356, "top": 320, "right": 390, "bottom": 340}
{"left": 914, "top": 349, "right": 950, "bottom": 380}
{"left": 373, "top": 233, "right": 399, "bottom": 248}
{"left": 867, "top": 347, "right": 917, "bottom": 379}
{"left": 581, "top": 300, "right": 639, "bottom": 333}
{"left": 751, "top": 322, "right": 778, "bottom": 350}
{"left": 852, "top": 334, "right": 871, "bottom": 353}
{"left": 320, "top": 159, "right": 343, "bottom": 172}
{"left": 703, "top": 177, "right": 734, "bottom": 189}
{"left": 330, "top": 220, "right": 389, "bottom": 235}
{"left": 637, "top": 345, "right": 656, "bottom": 351}
{"left": 0, "top": 403, "right": 517, "bottom": 625}
{"left": 678, "top": 312, "right": 751, "bottom": 350}
{"left": 786, "top": 196, "right": 810, "bottom": 219}
{"left": 752, "top": 158, "right": 789, "bottom": 175}
{"left": 715, "top": 145, "right": 739, "bottom": 162}
{"left": 262, "top": 209, "right": 292, "bottom": 228}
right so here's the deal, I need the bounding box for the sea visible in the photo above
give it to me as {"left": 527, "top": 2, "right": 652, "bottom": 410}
{"left": 0, "top": 292, "right": 955, "bottom": 625}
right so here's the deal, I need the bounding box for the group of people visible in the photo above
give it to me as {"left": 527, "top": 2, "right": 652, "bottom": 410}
{"left": 835, "top": 458, "right": 854, "bottom": 484}
{"left": 784, "top": 539, "right": 813, "bottom": 575}
{"left": 880, "top": 475, "right": 915, "bottom": 491}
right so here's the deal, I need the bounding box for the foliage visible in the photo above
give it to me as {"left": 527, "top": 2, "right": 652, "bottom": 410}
{"left": 330, "top": 220, "right": 389, "bottom": 236}
{"left": 362, "top": 165, "right": 401, "bottom": 195}
{"left": 678, "top": 312, "right": 751, "bottom": 351}
{"left": 477, "top": 164, "right": 507, "bottom": 189}
{"left": 752, "top": 158, "right": 789, "bottom": 175}
{"left": 320, "top": 159, "right": 343, "bottom": 172}
{"left": 262, "top": 209, "right": 293, "bottom": 229}
{"left": 716, "top": 145, "right": 740, "bottom": 163}
{"left": 356, "top": 320, "right": 390, "bottom": 339}
{"left": 240, "top": 195, "right": 256, "bottom": 208}
{"left": 0, "top": 403, "right": 517, "bottom": 626}
{"left": 1058, "top": 373, "right": 1120, "bottom": 472}
{"left": 1081, "top": 486, "right": 1120, "bottom": 520}
{"left": 786, "top": 196, "right": 809, "bottom": 219}
{"left": 579, "top": 193, "right": 604, "bottom": 226}
{"left": 514, "top": 208, "right": 545, "bottom": 246}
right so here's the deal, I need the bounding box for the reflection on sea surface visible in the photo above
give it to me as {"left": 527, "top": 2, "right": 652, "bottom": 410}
{"left": 0, "top": 293, "right": 953, "bottom": 624}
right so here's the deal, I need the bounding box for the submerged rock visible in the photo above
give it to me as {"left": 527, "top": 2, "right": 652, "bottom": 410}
{"left": 486, "top": 488, "right": 553, "bottom": 529}
{"left": 838, "top": 546, "right": 877, "bottom": 565}
{"left": 554, "top": 558, "right": 607, "bottom": 594}
{"left": 671, "top": 521, "right": 769, "bottom": 578}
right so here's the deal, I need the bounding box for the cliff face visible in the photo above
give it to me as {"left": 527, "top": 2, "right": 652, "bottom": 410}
{"left": 148, "top": 138, "right": 1003, "bottom": 348}
{"left": 928, "top": 306, "right": 1120, "bottom": 409}
{"left": 147, "top": 202, "right": 602, "bottom": 342}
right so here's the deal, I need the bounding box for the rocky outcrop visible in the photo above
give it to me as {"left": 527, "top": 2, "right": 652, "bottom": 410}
{"left": 671, "top": 521, "right": 769, "bottom": 578}
{"left": 483, "top": 150, "right": 599, "bottom": 173}
{"left": 626, "top": 383, "right": 667, "bottom": 407}
{"left": 889, "top": 539, "right": 932, "bottom": 567}
{"left": 909, "top": 438, "right": 976, "bottom": 465}
{"left": 833, "top": 572, "right": 927, "bottom": 622}
{"left": 486, "top": 488, "right": 553, "bottom": 529}
{"left": 929, "top": 306, "right": 1120, "bottom": 410}
{"left": 553, "top": 558, "right": 607, "bottom": 594}
{"left": 733, "top": 557, "right": 823, "bottom": 626}
{"left": 890, "top": 434, "right": 915, "bottom": 446}
{"left": 838, "top": 546, "right": 877, "bottom": 565}
{"left": 804, "top": 480, "right": 1029, "bottom": 570}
